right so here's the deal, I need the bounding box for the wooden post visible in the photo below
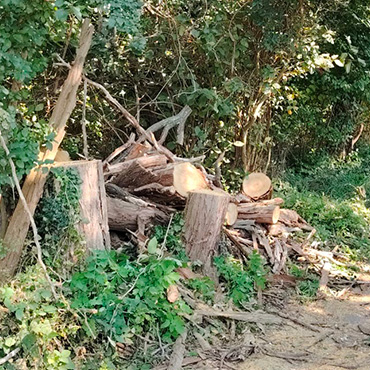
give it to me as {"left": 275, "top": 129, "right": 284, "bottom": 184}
{"left": 0, "top": 20, "right": 94, "bottom": 281}
{"left": 55, "top": 160, "right": 111, "bottom": 250}
{"left": 183, "top": 189, "right": 230, "bottom": 280}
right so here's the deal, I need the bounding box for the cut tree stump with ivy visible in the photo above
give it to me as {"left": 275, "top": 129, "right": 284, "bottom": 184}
{"left": 54, "top": 160, "right": 111, "bottom": 250}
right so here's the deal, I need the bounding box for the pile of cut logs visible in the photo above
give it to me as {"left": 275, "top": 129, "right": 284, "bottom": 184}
{"left": 103, "top": 139, "right": 315, "bottom": 278}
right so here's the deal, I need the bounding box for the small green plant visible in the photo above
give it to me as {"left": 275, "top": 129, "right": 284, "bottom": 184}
{"left": 186, "top": 277, "right": 216, "bottom": 303}
{"left": 289, "top": 263, "right": 320, "bottom": 298}
{"left": 297, "top": 278, "right": 320, "bottom": 298}
{"left": 214, "top": 252, "right": 266, "bottom": 306}
{"left": 153, "top": 213, "right": 188, "bottom": 261}
{"left": 0, "top": 266, "right": 79, "bottom": 369}
{"left": 68, "top": 250, "right": 192, "bottom": 344}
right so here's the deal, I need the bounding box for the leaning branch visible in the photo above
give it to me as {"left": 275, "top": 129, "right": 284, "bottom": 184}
{"left": 0, "top": 131, "right": 57, "bottom": 299}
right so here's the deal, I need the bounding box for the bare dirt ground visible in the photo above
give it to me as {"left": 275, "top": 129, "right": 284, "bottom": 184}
{"left": 239, "top": 276, "right": 370, "bottom": 370}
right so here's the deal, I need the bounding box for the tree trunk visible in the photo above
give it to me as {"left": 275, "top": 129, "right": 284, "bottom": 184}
{"left": 237, "top": 203, "right": 280, "bottom": 224}
{"left": 55, "top": 160, "right": 111, "bottom": 250}
{"left": 0, "top": 19, "right": 94, "bottom": 281}
{"left": 183, "top": 189, "right": 230, "bottom": 280}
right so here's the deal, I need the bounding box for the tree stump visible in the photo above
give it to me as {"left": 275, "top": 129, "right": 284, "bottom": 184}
{"left": 55, "top": 160, "right": 111, "bottom": 250}
{"left": 183, "top": 189, "right": 230, "bottom": 280}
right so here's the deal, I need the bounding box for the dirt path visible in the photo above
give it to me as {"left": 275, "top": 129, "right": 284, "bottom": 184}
{"left": 239, "top": 282, "right": 370, "bottom": 370}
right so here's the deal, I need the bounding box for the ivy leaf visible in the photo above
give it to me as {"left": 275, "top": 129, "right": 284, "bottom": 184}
{"left": 55, "top": 8, "right": 69, "bottom": 21}
{"left": 147, "top": 237, "right": 158, "bottom": 254}
{"left": 358, "top": 58, "right": 366, "bottom": 67}
{"left": 334, "top": 59, "right": 344, "bottom": 67}
{"left": 15, "top": 307, "right": 24, "bottom": 321}
{"left": 345, "top": 61, "right": 352, "bottom": 74}
{"left": 35, "top": 103, "right": 44, "bottom": 112}
{"left": 45, "top": 141, "right": 53, "bottom": 151}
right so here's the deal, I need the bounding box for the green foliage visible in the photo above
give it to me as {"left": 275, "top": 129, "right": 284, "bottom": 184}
{"left": 35, "top": 168, "right": 83, "bottom": 269}
{"left": 0, "top": 266, "right": 79, "bottom": 369}
{"left": 297, "top": 278, "right": 320, "bottom": 299}
{"left": 0, "top": 106, "right": 39, "bottom": 186}
{"left": 68, "top": 250, "right": 191, "bottom": 343}
{"left": 276, "top": 148, "right": 370, "bottom": 259}
{"left": 153, "top": 213, "right": 188, "bottom": 261}
{"left": 214, "top": 252, "right": 266, "bottom": 306}
{"left": 186, "top": 277, "right": 215, "bottom": 304}
{"left": 289, "top": 263, "right": 319, "bottom": 299}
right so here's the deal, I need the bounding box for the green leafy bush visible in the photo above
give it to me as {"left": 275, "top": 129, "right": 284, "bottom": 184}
{"left": 276, "top": 149, "right": 370, "bottom": 259}
{"left": 214, "top": 252, "right": 266, "bottom": 306}
{"left": 68, "top": 250, "right": 191, "bottom": 343}
{"left": 0, "top": 266, "right": 79, "bottom": 369}
{"left": 186, "top": 277, "right": 215, "bottom": 304}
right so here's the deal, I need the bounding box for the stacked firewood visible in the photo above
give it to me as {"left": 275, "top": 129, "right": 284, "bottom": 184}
{"left": 103, "top": 139, "right": 315, "bottom": 274}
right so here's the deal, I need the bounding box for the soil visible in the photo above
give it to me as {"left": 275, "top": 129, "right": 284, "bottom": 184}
{"left": 186, "top": 274, "right": 370, "bottom": 370}
{"left": 238, "top": 276, "right": 370, "bottom": 370}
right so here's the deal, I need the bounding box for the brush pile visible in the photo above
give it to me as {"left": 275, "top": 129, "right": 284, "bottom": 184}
{"left": 103, "top": 137, "right": 321, "bottom": 277}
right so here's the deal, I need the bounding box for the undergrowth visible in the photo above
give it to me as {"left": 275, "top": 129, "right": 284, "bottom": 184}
{"left": 276, "top": 147, "right": 370, "bottom": 261}
{"left": 215, "top": 253, "right": 266, "bottom": 307}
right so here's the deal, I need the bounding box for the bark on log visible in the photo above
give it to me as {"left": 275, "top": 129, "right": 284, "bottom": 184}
{"left": 0, "top": 20, "right": 94, "bottom": 281}
{"left": 133, "top": 183, "right": 184, "bottom": 206}
{"left": 106, "top": 183, "right": 176, "bottom": 213}
{"left": 106, "top": 154, "right": 167, "bottom": 177}
{"left": 125, "top": 142, "right": 152, "bottom": 160}
{"left": 237, "top": 203, "right": 280, "bottom": 224}
{"left": 184, "top": 189, "right": 230, "bottom": 280}
{"left": 107, "top": 197, "right": 169, "bottom": 232}
{"left": 279, "top": 209, "right": 302, "bottom": 226}
{"left": 55, "top": 160, "right": 110, "bottom": 250}
{"left": 112, "top": 162, "right": 160, "bottom": 189}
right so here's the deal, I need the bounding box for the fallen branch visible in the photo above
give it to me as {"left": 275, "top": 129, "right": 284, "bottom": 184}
{"left": 139, "top": 105, "right": 192, "bottom": 145}
{"left": 261, "top": 349, "right": 310, "bottom": 362}
{"left": 167, "top": 329, "right": 187, "bottom": 370}
{"left": 0, "top": 347, "right": 20, "bottom": 365}
{"left": 83, "top": 77, "right": 175, "bottom": 163}
{"left": 194, "top": 306, "right": 282, "bottom": 325}
{"left": 269, "top": 310, "right": 321, "bottom": 333}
